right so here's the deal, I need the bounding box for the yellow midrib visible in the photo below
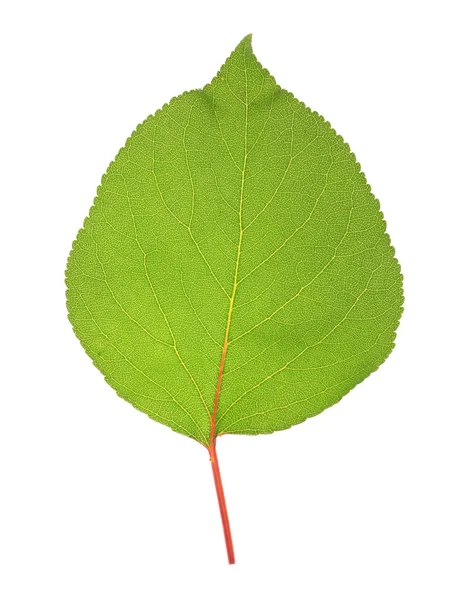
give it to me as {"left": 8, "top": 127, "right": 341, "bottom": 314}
{"left": 209, "top": 57, "right": 249, "bottom": 445}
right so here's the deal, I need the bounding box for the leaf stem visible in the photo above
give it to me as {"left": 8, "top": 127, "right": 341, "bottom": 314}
{"left": 209, "top": 440, "right": 235, "bottom": 565}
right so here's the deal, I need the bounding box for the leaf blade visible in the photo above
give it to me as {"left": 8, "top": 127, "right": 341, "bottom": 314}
{"left": 66, "top": 35, "right": 403, "bottom": 445}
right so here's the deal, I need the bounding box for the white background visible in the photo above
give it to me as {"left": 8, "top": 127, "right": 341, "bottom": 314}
{"left": 1, "top": 1, "right": 471, "bottom": 598}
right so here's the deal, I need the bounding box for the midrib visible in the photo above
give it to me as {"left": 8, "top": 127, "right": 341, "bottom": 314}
{"left": 209, "top": 61, "right": 249, "bottom": 447}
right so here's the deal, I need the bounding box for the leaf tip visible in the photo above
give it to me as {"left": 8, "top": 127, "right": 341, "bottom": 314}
{"left": 236, "top": 33, "right": 254, "bottom": 53}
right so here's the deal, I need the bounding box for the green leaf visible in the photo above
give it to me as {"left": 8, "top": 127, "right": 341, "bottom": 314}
{"left": 66, "top": 35, "right": 403, "bottom": 563}
{"left": 67, "top": 33, "right": 403, "bottom": 443}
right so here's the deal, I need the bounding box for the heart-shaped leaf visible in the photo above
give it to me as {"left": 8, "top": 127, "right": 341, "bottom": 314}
{"left": 66, "top": 35, "right": 403, "bottom": 563}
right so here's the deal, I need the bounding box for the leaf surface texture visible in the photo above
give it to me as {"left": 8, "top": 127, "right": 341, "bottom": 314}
{"left": 66, "top": 36, "right": 403, "bottom": 446}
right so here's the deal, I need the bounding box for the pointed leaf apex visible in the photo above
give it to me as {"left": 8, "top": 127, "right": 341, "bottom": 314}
{"left": 236, "top": 34, "right": 254, "bottom": 54}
